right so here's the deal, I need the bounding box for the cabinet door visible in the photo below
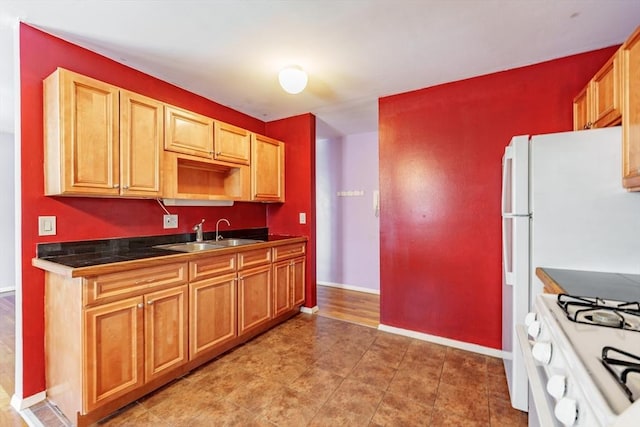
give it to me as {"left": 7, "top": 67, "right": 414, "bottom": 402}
{"left": 44, "top": 68, "right": 120, "bottom": 196}
{"left": 272, "top": 261, "right": 292, "bottom": 317}
{"left": 623, "top": 27, "right": 640, "bottom": 190}
{"left": 238, "top": 264, "right": 272, "bottom": 335}
{"left": 291, "top": 257, "right": 306, "bottom": 307}
{"left": 120, "top": 91, "right": 163, "bottom": 197}
{"left": 84, "top": 296, "right": 144, "bottom": 412}
{"left": 214, "top": 121, "right": 251, "bottom": 165}
{"left": 189, "top": 273, "right": 237, "bottom": 359}
{"left": 572, "top": 85, "right": 590, "bottom": 130}
{"left": 144, "top": 285, "right": 188, "bottom": 382}
{"left": 164, "top": 105, "right": 214, "bottom": 158}
{"left": 592, "top": 48, "right": 622, "bottom": 128}
{"left": 251, "top": 134, "right": 285, "bottom": 201}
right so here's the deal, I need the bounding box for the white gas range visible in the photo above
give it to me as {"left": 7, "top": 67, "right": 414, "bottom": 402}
{"left": 518, "top": 293, "right": 640, "bottom": 427}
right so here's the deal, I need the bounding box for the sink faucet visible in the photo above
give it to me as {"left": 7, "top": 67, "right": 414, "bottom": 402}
{"left": 193, "top": 219, "right": 205, "bottom": 242}
{"left": 216, "top": 218, "right": 230, "bottom": 241}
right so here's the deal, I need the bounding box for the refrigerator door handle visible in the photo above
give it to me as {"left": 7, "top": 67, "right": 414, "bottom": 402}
{"left": 502, "top": 216, "right": 514, "bottom": 286}
{"left": 501, "top": 146, "right": 513, "bottom": 216}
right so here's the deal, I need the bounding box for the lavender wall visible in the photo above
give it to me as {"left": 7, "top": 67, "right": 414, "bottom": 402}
{"left": 316, "top": 131, "right": 380, "bottom": 293}
{"left": 316, "top": 136, "right": 341, "bottom": 283}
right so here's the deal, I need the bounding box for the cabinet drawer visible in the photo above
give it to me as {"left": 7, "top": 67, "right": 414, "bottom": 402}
{"left": 84, "top": 262, "right": 188, "bottom": 306}
{"left": 237, "top": 247, "right": 271, "bottom": 270}
{"left": 272, "top": 242, "right": 306, "bottom": 262}
{"left": 190, "top": 253, "right": 237, "bottom": 282}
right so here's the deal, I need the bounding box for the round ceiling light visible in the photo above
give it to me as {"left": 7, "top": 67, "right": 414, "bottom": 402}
{"left": 278, "top": 65, "right": 308, "bottom": 94}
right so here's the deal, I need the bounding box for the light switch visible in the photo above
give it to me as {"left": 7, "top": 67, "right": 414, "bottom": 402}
{"left": 299, "top": 212, "right": 307, "bottom": 224}
{"left": 38, "top": 216, "right": 56, "bottom": 236}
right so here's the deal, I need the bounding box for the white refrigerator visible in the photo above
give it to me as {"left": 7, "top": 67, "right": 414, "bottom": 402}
{"left": 501, "top": 126, "right": 640, "bottom": 413}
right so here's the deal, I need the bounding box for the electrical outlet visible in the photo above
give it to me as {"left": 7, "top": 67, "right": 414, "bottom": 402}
{"left": 299, "top": 212, "right": 306, "bottom": 224}
{"left": 163, "top": 214, "right": 178, "bottom": 229}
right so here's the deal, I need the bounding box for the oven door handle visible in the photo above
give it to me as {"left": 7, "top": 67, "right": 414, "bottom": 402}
{"left": 516, "top": 325, "right": 557, "bottom": 427}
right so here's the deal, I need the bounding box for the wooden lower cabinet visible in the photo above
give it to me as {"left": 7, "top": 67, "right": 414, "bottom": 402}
{"left": 189, "top": 273, "right": 237, "bottom": 359}
{"left": 84, "top": 296, "right": 144, "bottom": 412}
{"left": 42, "top": 239, "right": 307, "bottom": 425}
{"left": 273, "top": 261, "right": 292, "bottom": 317}
{"left": 84, "top": 285, "right": 187, "bottom": 412}
{"left": 273, "top": 256, "right": 306, "bottom": 317}
{"left": 144, "top": 286, "right": 188, "bottom": 381}
{"left": 291, "top": 257, "right": 306, "bottom": 307}
{"left": 238, "top": 264, "right": 273, "bottom": 334}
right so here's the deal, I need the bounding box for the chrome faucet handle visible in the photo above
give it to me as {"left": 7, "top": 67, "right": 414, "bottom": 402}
{"left": 192, "top": 219, "right": 205, "bottom": 231}
{"left": 193, "top": 219, "right": 205, "bottom": 242}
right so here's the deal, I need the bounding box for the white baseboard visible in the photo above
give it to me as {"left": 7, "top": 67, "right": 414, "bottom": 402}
{"left": 317, "top": 281, "right": 380, "bottom": 295}
{"left": 300, "top": 305, "right": 319, "bottom": 314}
{"left": 19, "top": 408, "right": 44, "bottom": 427}
{"left": 11, "top": 391, "right": 46, "bottom": 411}
{"left": 0, "top": 286, "right": 15, "bottom": 294}
{"left": 378, "top": 323, "right": 506, "bottom": 359}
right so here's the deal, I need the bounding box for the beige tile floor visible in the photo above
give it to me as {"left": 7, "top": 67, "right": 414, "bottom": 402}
{"left": 59, "top": 313, "right": 528, "bottom": 427}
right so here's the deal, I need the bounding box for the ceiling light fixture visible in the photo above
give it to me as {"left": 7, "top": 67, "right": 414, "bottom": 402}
{"left": 278, "top": 65, "right": 308, "bottom": 94}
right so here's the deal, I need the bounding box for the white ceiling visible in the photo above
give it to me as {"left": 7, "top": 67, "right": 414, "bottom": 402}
{"left": 1, "top": 0, "right": 639, "bottom": 139}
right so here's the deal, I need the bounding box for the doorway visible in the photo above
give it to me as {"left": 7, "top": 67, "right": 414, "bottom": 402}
{"left": 315, "top": 130, "right": 380, "bottom": 326}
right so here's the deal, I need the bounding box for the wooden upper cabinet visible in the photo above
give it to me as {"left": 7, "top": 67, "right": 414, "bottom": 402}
{"left": 164, "top": 105, "right": 214, "bottom": 158}
{"left": 591, "top": 48, "right": 623, "bottom": 128}
{"left": 120, "top": 91, "right": 163, "bottom": 197}
{"left": 572, "top": 85, "right": 590, "bottom": 131}
{"left": 44, "top": 68, "right": 163, "bottom": 198}
{"left": 44, "top": 68, "right": 120, "bottom": 196}
{"left": 251, "top": 133, "right": 285, "bottom": 202}
{"left": 573, "top": 49, "right": 623, "bottom": 130}
{"left": 623, "top": 26, "right": 640, "bottom": 190}
{"left": 214, "top": 121, "right": 251, "bottom": 165}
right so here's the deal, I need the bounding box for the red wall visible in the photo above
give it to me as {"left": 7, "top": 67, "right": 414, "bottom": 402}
{"left": 265, "top": 114, "right": 317, "bottom": 307}
{"left": 18, "top": 24, "right": 313, "bottom": 397}
{"left": 378, "top": 46, "right": 618, "bottom": 349}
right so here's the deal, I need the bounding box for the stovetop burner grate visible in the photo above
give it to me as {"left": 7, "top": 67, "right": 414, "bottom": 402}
{"left": 557, "top": 294, "right": 640, "bottom": 332}
{"left": 601, "top": 346, "right": 640, "bottom": 403}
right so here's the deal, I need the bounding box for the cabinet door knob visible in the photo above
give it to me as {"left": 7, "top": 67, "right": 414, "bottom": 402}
{"left": 216, "top": 151, "right": 222, "bottom": 156}
{"left": 113, "top": 184, "right": 120, "bottom": 188}
{"left": 137, "top": 303, "right": 144, "bottom": 309}
{"left": 147, "top": 300, "right": 154, "bottom": 305}
{"left": 122, "top": 185, "right": 129, "bottom": 190}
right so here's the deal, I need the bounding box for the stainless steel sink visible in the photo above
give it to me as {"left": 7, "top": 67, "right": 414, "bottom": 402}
{"left": 154, "top": 242, "right": 224, "bottom": 252}
{"left": 209, "top": 238, "right": 265, "bottom": 247}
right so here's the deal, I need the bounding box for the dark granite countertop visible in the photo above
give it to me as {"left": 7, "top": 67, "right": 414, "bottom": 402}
{"left": 35, "top": 228, "right": 303, "bottom": 269}
{"left": 537, "top": 267, "right": 640, "bottom": 303}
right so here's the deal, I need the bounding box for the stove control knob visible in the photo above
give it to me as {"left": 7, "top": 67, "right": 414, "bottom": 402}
{"left": 547, "top": 375, "right": 566, "bottom": 399}
{"left": 532, "top": 342, "right": 552, "bottom": 365}
{"left": 527, "top": 321, "right": 542, "bottom": 338}
{"left": 524, "top": 312, "right": 537, "bottom": 327}
{"left": 554, "top": 397, "right": 578, "bottom": 426}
